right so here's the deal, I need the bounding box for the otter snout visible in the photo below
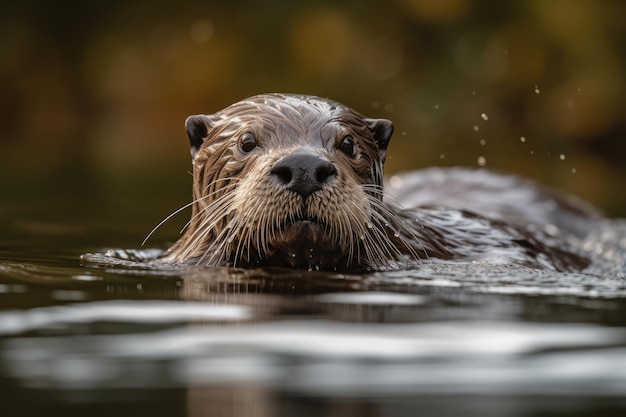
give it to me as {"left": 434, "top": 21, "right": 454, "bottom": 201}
{"left": 270, "top": 151, "right": 337, "bottom": 199}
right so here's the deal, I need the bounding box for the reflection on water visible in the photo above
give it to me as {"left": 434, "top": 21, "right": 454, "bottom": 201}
{"left": 2, "top": 215, "right": 626, "bottom": 416}
{"left": 3, "top": 304, "right": 626, "bottom": 394}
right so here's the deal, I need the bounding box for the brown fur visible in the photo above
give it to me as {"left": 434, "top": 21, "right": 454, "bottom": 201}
{"left": 159, "top": 93, "right": 594, "bottom": 272}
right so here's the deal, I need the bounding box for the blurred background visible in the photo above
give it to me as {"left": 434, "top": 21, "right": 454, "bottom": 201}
{"left": 1, "top": 0, "right": 625, "bottom": 231}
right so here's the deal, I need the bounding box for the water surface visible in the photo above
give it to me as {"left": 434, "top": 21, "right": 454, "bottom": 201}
{"left": 2, "top": 188, "right": 626, "bottom": 417}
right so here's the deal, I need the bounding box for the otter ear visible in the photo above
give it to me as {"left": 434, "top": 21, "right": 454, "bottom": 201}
{"left": 185, "top": 114, "right": 216, "bottom": 159}
{"left": 365, "top": 118, "right": 394, "bottom": 163}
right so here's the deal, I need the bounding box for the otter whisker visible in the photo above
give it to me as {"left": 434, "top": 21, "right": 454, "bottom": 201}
{"left": 364, "top": 183, "right": 433, "bottom": 263}
{"left": 366, "top": 191, "right": 425, "bottom": 252}
{"left": 142, "top": 182, "right": 239, "bottom": 246}
{"left": 178, "top": 191, "right": 238, "bottom": 262}
{"left": 356, "top": 213, "right": 408, "bottom": 268}
{"left": 343, "top": 207, "right": 363, "bottom": 267}
{"left": 240, "top": 194, "right": 267, "bottom": 259}
{"left": 202, "top": 176, "right": 242, "bottom": 193}
{"left": 167, "top": 180, "right": 241, "bottom": 245}
{"left": 197, "top": 215, "right": 236, "bottom": 265}
{"left": 369, "top": 200, "right": 424, "bottom": 264}
{"left": 222, "top": 215, "right": 244, "bottom": 266}
{"left": 234, "top": 216, "right": 255, "bottom": 266}
{"left": 142, "top": 199, "right": 201, "bottom": 246}
{"left": 256, "top": 201, "right": 272, "bottom": 260}
{"left": 361, "top": 231, "right": 384, "bottom": 269}
{"left": 196, "top": 202, "right": 240, "bottom": 258}
{"left": 216, "top": 216, "right": 243, "bottom": 266}
{"left": 365, "top": 217, "right": 396, "bottom": 266}
{"left": 370, "top": 224, "right": 402, "bottom": 265}
{"left": 335, "top": 199, "right": 371, "bottom": 267}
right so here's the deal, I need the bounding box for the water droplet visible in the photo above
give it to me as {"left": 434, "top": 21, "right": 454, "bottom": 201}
{"left": 439, "top": 154, "right": 446, "bottom": 160}
{"left": 137, "top": 283, "right": 143, "bottom": 290}
{"left": 481, "top": 113, "right": 488, "bottom": 121}
{"left": 477, "top": 156, "right": 487, "bottom": 166}
{"left": 359, "top": 234, "right": 366, "bottom": 240}
{"left": 559, "top": 154, "right": 566, "bottom": 161}
{"left": 571, "top": 168, "right": 577, "bottom": 174}
{"left": 402, "top": 131, "right": 407, "bottom": 136}
{"left": 530, "top": 150, "right": 535, "bottom": 155}
{"left": 371, "top": 100, "right": 380, "bottom": 109}
{"left": 520, "top": 136, "right": 526, "bottom": 143}
{"left": 534, "top": 85, "right": 540, "bottom": 94}
{"left": 473, "top": 125, "right": 480, "bottom": 132}
{"left": 367, "top": 222, "right": 374, "bottom": 229}
{"left": 384, "top": 103, "right": 394, "bottom": 112}
{"left": 434, "top": 104, "right": 439, "bottom": 110}
{"left": 472, "top": 91, "right": 477, "bottom": 96}
{"left": 393, "top": 232, "right": 400, "bottom": 238}
{"left": 479, "top": 139, "right": 486, "bottom": 146}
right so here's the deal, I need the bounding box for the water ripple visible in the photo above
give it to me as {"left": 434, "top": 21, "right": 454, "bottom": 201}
{"left": 2, "top": 319, "right": 625, "bottom": 396}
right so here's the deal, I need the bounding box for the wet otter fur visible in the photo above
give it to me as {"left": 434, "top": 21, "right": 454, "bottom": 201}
{"left": 159, "top": 93, "right": 600, "bottom": 272}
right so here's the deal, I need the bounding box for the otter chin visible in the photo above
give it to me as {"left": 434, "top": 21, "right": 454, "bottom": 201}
{"left": 158, "top": 93, "right": 600, "bottom": 272}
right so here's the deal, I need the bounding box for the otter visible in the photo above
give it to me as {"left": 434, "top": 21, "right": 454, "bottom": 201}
{"left": 158, "top": 93, "right": 601, "bottom": 272}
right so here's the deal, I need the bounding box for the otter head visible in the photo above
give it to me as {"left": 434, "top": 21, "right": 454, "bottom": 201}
{"left": 161, "top": 93, "right": 399, "bottom": 271}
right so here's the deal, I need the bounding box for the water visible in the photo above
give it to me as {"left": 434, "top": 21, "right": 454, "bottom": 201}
{"left": 2, "top": 185, "right": 626, "bottom": 417}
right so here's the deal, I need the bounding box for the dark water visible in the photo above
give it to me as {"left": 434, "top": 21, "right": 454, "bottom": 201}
{"left": 2, "top": 187, "right": 626, "bottom": 417}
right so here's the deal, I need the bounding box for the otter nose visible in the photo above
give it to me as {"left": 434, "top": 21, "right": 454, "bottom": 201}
{"left": 271, "top": 151, "right": 337, "bottom": 199}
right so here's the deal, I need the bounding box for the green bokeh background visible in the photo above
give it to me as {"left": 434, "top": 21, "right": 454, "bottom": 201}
{"left": 1, "top": 0, "right": 625, "bottom": 229}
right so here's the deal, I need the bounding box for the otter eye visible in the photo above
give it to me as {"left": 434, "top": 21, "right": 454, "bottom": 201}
{"left": 338, "top": 135, "right": 356, "bottom": 157}
{"left": 239, "top": 132, "right": 257, "bottom": 153}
